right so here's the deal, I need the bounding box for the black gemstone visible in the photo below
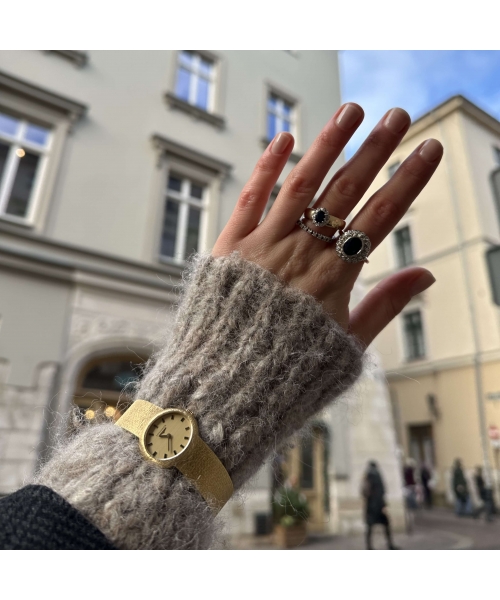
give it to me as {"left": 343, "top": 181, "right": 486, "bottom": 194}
{"left": 315, "top": 210, "right": 327, "bottom": 224}
{"left": 343, "top": 236, "right": 363, "bottom": 256}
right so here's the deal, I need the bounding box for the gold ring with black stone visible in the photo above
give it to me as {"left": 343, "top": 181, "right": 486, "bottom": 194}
{"left": 304, "top": 207, "right": 346, "bottom": 230}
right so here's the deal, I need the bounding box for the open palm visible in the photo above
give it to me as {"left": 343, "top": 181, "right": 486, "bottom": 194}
{"left": 213, "top": 103, "right": 442, "bottom": 347}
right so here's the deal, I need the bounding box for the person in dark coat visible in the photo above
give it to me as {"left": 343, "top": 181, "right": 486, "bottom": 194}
{"left": 420, "top": 463, "right": 433, "bottom": 509}
{"left": 473, "top": 466, "right": 494, "bottom": 522}
{"left": 362, "top": 461, "right": 398, "bottom": 550}
{"left": 452, "top": 458, "right": 470, "bottom": 516}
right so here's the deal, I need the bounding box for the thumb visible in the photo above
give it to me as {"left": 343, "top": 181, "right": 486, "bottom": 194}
{"left": 349, "top": 267, "right": 435, "bottom": 348}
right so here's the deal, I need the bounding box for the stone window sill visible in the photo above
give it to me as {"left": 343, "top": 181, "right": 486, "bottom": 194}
{"left": 44, "top": 50, "right": 88, "bottom": 68}
{"left": 165, "top": 93, "right": 225, "bottom": 130}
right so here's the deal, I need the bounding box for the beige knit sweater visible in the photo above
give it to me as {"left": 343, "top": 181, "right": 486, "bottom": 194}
{"left": 35, "top": 253, "right": 365, "bottom": 549}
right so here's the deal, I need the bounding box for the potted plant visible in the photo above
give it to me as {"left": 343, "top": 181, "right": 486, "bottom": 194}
{"left": 272, "top": 485, "right": 310, "bottom": 549}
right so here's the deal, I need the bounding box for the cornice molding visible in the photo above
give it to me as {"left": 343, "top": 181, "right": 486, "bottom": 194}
{"left": 44, "top": 50, "right": 88, "bottom": 68}
{"left": 404, "top": 94, "right": 500, "bottom": 142}
{"left": 0, "top": 69, "right": 87, "bottom": 122}
{"left": 152, "top": 133, "right": 232, "bottom": 176}
{"left": 0, "top": 221, "right": 182, "bottom": 299}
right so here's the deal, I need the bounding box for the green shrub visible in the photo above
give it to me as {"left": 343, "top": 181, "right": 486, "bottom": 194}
{"left": 272, "top": 487, "right": 310, "bottom": 527}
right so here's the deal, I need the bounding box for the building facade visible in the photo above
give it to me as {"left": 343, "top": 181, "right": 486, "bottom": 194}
{"left": 361, "top": 95, "right": 500, "bottom": 505}
{"left": 0, "top": 50, "right": 404, "bottom": 538}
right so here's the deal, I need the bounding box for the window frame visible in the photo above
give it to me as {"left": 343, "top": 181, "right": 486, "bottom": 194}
{"left": 0, "top": 113, "right": 53, "bottom": 224}
{"left": 174, "top": 51, "right": 216, "bottom": 113}
{"left": 267, "top": 93, "right": 295, "bottom": 141}
{"left": 160, "top": 173, "right": 208, "bottom": 264}
{"left": 262, "top": 83, "right": 301, "bottom": 159}
{"left": 402, "top": 308, "right": 426, "bottom": 361}
{"left": 0, "top": 70, "right": 87, "bottom": 231}
{"left": 393, "top": 224, "right": 414, "bottom": 268}
{"left": 149, "top": 135, "right": 232, "bottom": 267}
{"left": 494, "top": 146, "right": 500, "bottom": 166}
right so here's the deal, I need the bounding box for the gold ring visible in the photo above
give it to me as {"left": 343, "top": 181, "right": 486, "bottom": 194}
{"left": 304, "top": 207, "right": 345, "bottom": 230}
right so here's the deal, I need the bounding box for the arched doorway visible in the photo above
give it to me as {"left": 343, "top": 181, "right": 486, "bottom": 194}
{"left": 73, "top": 352, "right": 148, "bottom": 424}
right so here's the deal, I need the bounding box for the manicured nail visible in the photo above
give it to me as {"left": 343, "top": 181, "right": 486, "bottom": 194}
{"left": 410, "top": 271, "right": 436, "bottom": 297}
{"left": 335, "top": 103, "right": 363, "bottom": 131}
{"left": 271, "top": 132, "right": 292, "bottom": 155}
{"left": 384, "top": 108, "right": 410, "bottom": 134}
{"left": 419, "top": 139, "right": 443, "bottom": 163}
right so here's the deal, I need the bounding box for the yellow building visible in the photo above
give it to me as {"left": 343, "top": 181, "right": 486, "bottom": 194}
{"left": 361, "top": 95, "right": 500, "bottom": 504}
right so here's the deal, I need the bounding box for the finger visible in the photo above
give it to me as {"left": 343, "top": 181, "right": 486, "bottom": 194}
{"left": 348, "top": 139, "right": 443, "bottom": 251}
{"left": 349, "top": 267, "right": 436, "bottom": 347}
{"left": 314, "top": 108, "right": 411, "bottom": 220}
{"left": 262, "top": 103, "right": 364, "bottom": 240}
{"left": 217, "top": 132, "right": 294, "bottom": 245}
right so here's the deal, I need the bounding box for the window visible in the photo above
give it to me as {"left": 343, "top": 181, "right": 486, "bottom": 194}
{"left": 388, "top": 161, "right": 400, "bottom": 178}
{"left": 0, "top": 111, "right": 51, "bottom": 221}
{"left": 174, "top": 51, "right": 215, "bottom": 112}
{"left": 267, "top": 93, "right": 295, "bottom": 141}
{"left": 300, "top": 433, "right": 314, "bottom": 489}
{"left": 394, "top": 225, "right": 413, "bottom": 268}
{"left": 161, "top": 173, "right": 205, "bottom": 262}
{"left": 494, "top": 146, "right": 500, "bottom": 166}
{"left": 73, "top": 354, "right": 147, "bottom": 425}
{"left": 403, "top": 310, "right": 425, "bottom": 360}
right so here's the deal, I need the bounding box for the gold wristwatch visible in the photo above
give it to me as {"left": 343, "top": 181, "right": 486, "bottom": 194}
{"left": 115, "top": 399, "right": 233, "bottom": 513}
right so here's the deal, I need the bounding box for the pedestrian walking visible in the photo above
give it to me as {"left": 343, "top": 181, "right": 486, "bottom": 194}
{"left": 473, "top": 466, "right": 494, "bottom": 522}
{"left": 0, "top": 103, "right": 442, "bottom": 549}
{"left": 452, "top": 459, "right": 472, "bottom": 516}
{"left": 403, "top": 457, "right": 418, "bottom": 532}
{"left": 420, "top": 463, "right": 433, "bottom": 509}
{"left": 362, "top": 461, "right": 398, "bottom": 550}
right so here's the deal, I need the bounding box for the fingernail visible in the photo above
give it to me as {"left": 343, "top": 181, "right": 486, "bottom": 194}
{"left": 419, "top": 139, "right": 443, "bottom": 163}
{"left": 410, "top": 271, "right": 436, "bottom": 297}
{"left": 271, "top": 132, "right": 292, "bottom": 155}
{"left": 335, "top": 103, "right": 363, "bottom": 131}
{"left": 384, "top": 108, "right": 410, "bottom": 134}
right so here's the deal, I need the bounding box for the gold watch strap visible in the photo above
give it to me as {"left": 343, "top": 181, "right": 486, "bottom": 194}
{"left": 176, "top": 436, "right": 233, "bottom": 513}
{"left": 116, "top": 400, "right": 233, "bottom": 513}
{"left": 116, "top": 399, "right": 163, "bottom": 436}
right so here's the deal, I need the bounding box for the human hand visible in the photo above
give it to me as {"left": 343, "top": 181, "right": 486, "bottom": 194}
{"left": 212, "top": 103, "right": 442, "bottom": 347}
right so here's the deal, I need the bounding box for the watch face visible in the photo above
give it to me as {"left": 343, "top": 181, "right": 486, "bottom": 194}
{"left": 144, "top": 410, "right": 194, "bottom": 462}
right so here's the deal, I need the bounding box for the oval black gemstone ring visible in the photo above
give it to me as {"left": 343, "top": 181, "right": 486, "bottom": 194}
{"left": 335, "top": 230, "right": 371, "bottom": 264}
{"left": 304, "top": 207, "right": 346, "bottom": 230}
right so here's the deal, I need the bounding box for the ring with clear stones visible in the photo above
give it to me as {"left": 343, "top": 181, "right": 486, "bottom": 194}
{"left": 297, "top": 218, "right": 334, "bottom": 243}
{"left": 335, "top": 230, "right": 371, "bottom": 263}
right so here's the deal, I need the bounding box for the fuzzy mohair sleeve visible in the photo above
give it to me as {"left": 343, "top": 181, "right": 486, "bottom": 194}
{"left": 35, "top": 253, "right": 365, "bottom": 549}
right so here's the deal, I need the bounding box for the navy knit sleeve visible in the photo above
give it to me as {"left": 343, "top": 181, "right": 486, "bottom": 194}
{"left": 0, "top": 485, "right": 116, "bottom": 550}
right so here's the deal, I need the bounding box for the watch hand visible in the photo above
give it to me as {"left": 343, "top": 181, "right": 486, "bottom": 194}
{"left": 168, "top": 435, "right": 172, "bottom": 453}
{"left": 158, "top": 427, "right": 167, "bottom": 437}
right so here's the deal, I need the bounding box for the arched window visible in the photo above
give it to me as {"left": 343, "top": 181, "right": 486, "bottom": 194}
{"left": 73, "top": 353, "right": 148, "bottom": 424}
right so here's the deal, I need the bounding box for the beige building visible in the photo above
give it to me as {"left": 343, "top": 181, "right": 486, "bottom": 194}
{"left": 361, "top": 95, "right": 500, "bottom": 504}
{"left": 0, "top": 50, "right": 404, "bottom": 540}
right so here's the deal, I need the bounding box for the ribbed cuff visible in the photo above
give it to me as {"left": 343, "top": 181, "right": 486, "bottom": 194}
{"left": 35, "top": 253, "right": 364, "bottom": 549}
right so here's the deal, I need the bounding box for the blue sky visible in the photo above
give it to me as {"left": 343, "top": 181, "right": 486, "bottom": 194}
{"left": 339, "top": 51, "right": 500, "bottom": 157}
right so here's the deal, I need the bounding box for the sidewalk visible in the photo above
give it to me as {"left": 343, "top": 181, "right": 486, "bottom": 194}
{"left": 228, "top": 509, "right": 477, "bottom": 550}
{"left": 228, "top": 528, "right": 472, "bottom": 550}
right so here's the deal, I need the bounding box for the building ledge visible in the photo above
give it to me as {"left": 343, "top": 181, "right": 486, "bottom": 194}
{"left": 0, "top": 69, "right": 87, "bottom": 122}
{"left": 43, "top": 50, "right": 88, "bottom": 68}
{"left": 0, "top": 221, "right": 182, "bottom": 299}
{"left": 165, "top": 92, "right": 225, "bottom": 130}
{"left": 152, "top": 133, "right": 232, "bottom": 176}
